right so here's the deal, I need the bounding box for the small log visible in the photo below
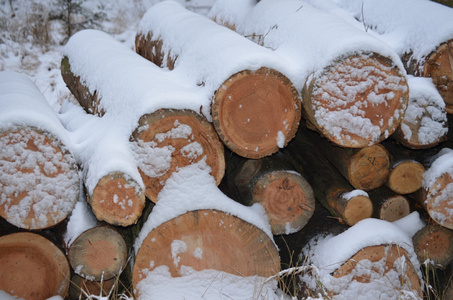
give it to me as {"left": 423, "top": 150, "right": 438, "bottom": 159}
{"left": 68, "top": 225, "right": 127, "bottom": 281}
{"left": 69, "top": 274, "right": 115, "bottom": 300}
{"left": 132, "top": 209, "right": 280, "bottom": 298}
{"left": 0, "top": 71, "right": 80, "bottom": 230}
{"left": 419, "top": 148, "right": 453, "bottom": 230}
{"left": 210, "top": 0, "right": 409, "bottom": 148}
{"left": 135, "top": 1, "right": 301, "bottom": 158}
{"left": 131, "top": 109, "right": 225, "bottom": 202}
{"left": 413, "top": 222, "right": 453, "bottom": 268}
{"left": 221, "top": 151, "right": 315, "bottom": 235}
{"left": 298, "top": 218, "right": 423, "bottom": 299}
{"left": 304, "top": 123, "right": 391, "bottom": 191}
{"left": 392, "top": 76, "right": 448, "bottom": 149}
{"left": 368, "top": 186, "right": 411, "bottom": 222}
{"left": 283, "top": 125, "right": 373, "bottom": 226}
{"left": 0, "top": 232, "right": 70, "bottom": 299}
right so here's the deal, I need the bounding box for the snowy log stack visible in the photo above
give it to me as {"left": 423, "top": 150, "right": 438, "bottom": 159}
{"left": 2, "top": 0, "right": 453, "bottom": 299}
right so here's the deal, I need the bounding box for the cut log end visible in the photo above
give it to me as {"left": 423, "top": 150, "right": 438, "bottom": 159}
{"left": 132, "top": 209, "right": 280, "bottom": 297}
{"left": 388, "top": 161, "right": 425, "bottom": 194}
{"left": 88, "top": 172, "right": 145, "bottom": 226}
{"left": 413, "top": 223, "right": 453, "bottom": 268}
{"left": 0, "top": 127, "right": 79, "bottom": 230}
{"left": 342, "top": 195, "right": 374, "bottom": 226}
{"left": 252, "top": 171, "right": 315, "bottom": 235}
{"left": 424, "top": 172, "right": 453, "bottom": 230}
{"left": 68, "top": 226, "right": 128, "bottom": 281}
{"left": 423, "top": 40, "right": 453, "bottom": 110}
{"left": 212, "top": 67, "right": 301, "bottom": 159}
{"left": 69, "top": 274, "right": 115, "bottom": 300}
{"left": 303, "top": 53, "right": 408, "bottom": 148}
{"left": 132, "top": 109, "right": 225, "bottom": 202}
{"left": 348, "top": 144, "right": 390, "bottom": 191}
{"left": 332, "top": 244, "right": 422, "bottom": 298}
{"left": 0, "top": 232, "right": 70, "bottom": 299}
{"left": 377, "top": 195, "right": 411, "bottom": 222}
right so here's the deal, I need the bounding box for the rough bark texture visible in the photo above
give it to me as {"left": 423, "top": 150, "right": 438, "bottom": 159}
{"left": 413, "top": 222, "right": 453, "bottom": 268}
{"left": 131, "top": 109, "right": 225, "bottom": 202}
{"left": 302, "top": 53, "right": 409, "bottom": 148}
{"left": 136, "top": 34, "right": 302, "bottom": 159}
{"left": 220, "top": 151, "right": 315, "bottom": 235}
{"left": 68, "top": 225, "right": 128, "bottom": 281}
{"left": 368, "top": 186, "right": 411, "bottom": 222}
{"left": 0, "top": 232, "right": 70, "bottom": 299}
{"left": 132, "top": 209, "right": 280, "bottom": 298}
{"left": 283, "top": 125, "right": 373, "bottom": 226}
{"left": 0, "top": 127, "right": 79, "bottom": 230}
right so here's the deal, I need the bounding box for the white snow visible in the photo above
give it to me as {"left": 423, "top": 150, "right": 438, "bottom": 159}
{"left": 63, "top": 196, "right": 98, "bottom": 248}
{"left": 341, "top": 189, "right": 368, "bottom": 200}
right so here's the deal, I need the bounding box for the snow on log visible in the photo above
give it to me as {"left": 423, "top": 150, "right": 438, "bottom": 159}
{"left": 210, "top": 0, "right": 409, "bottom": 148}
{"left": 321, "top": 0, "right": 453, "bottom": 113}
{"left": 298, "top": 214, "right": 424, "bottom": 299}
{"left": 135, "top": 1, "right": 301, "bottom": 159}
{"left": 392, "top": 76, "right": 448, "bottom": 149}
{"left": 58, "top": 101, "right": 146, "bottom": 226}
{"left": 61, "top": 29, "right": 225, "bottom": 204}
{"left": 283, "top": 126, "right": 373, "bottom": 226}
{"left": 413, "top": 221, "right": 453, "bottom": 268}
{"left": 420, "top": 148, "right": 453, "bottom": 229}
{"left": 68, "top": 225, "right": 127, "bottom": 281}
{"left": 0, "top": 71, "right": 79, "bottom": 230}
{"left": 0, "top": 232, "right": 70, "bottom": 299}
{"left": 220, "top": 151, "right": 315, "bottom": 235}
{"left": 368, "top": 186, "right": 411, "bottom": 222}
{"left": 132, "top": 160, "right": 280, "bottom": 298}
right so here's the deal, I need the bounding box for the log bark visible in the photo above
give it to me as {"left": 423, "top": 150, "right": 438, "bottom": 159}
{"left": 135, "top": 2, "right": 301, "bottom": 159}
{"left": 132, "top": 209, "right": 280, "bottom": 298}
{"left": 368, "top": 186, "right": 411, "bottom": 222}
{"left": 283, "top": 125, "right": 373, "bottom": 226}
{"left": 220, "top": 151, "right": 315, "bottom": 235}
{"left": 210, "top": 0, "right": 409, "bottom": 148}
{"left": 131, "top": 109, "right": 225, "bottom": 202}
{"left": 68, "top": 225, "right": 128, "bottom": 281}
{"left": 0, "top": 232, "right": 70, "bottom": 299}
{"left": 413, "top": 222, "right": 453, "bottom": 268}
{"left": 303, "top": 123, "right": 391, "bottom": 191}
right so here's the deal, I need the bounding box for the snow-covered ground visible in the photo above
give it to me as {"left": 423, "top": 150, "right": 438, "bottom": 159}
{"left": 0, "top": 0, "right": 444, "bottom": 299}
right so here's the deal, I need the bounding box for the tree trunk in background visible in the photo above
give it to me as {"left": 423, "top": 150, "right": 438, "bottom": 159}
{"left": 132, "top": 209, "right": 280, "bottom": 298}
{"left": 68, "top": 225, "right": 128, "bottom": 281}
{"left": 0, "top": 232, "right": 70, "bottom": 299}
{"left": 0, "top": 127, "right": 79, "bottom": 230}
{"left": 302, "top": 123, "right": 391, "bottom": 191}
{"left": 283, "top": 125, "right": 373, "bottom": 226}
{"left": 131, "top": 109, "right": 225, "bottom": 203}
{"left": 135, "top": 33, "right": 301, "bottom": 159}
{"left": 368, "top": 185, "right": 411, "bottom": 222}
{"left": 220, "top": 150, "right": 315, "bottom": 235}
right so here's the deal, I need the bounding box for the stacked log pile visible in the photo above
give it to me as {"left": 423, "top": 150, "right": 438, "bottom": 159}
{"left": 2, "top": 0, "right": 453, "bottom": 299}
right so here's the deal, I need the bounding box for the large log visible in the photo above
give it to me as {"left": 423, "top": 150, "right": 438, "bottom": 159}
{"left": 0, "top": 232, "right": 70, "bottom": 299}
{"left": 312, "top": 0, "right": 453, "bottom": 113}
{"left": 68, "top": 225, "right": 127, "bottom": 281}
{"left": 61, "top": 30, "right": 225, "bottom": 206}
{"left": 220, "top": 151, "right": 315, "bottom": 235}
{"left": 210, "top": 0, "right": 409, "bottom": 148}
{"left": 132, "top": 209, "right": 280, "bottom": 298}
{"left": 135, "top": 1, "right": 301, "bottom": 159}
{"left": 419, "top": 148, "right": 453, "bottom": 230}
{"left": 392, "top": 76, "right": 448, "bottom": 149}
{"left": 298, "top": 217, "right": 423, "bottom": 299}
{"left": 283, "top": 125, "right": 373, "bottom": 226}
{"left": 0, "top": 71, "right": 80, "bottom": 230}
